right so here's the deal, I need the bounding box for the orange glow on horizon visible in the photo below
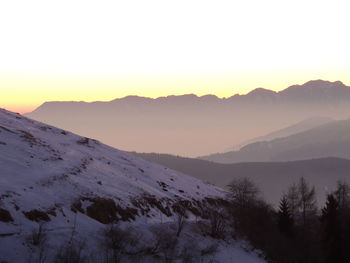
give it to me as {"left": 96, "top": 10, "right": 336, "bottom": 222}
{"left": 1, "top": 1, "right": 350, "bottom": 114}
{"left": 2, "top": 72, "right": 350, "bottom": 114}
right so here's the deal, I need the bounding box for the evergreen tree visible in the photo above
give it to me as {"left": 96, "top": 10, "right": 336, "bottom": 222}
{"left": 333, "top": 181, "right": 350, "bottom": 261}
{"left": 321, "top": 194, "right": 344, "bottom": 263}
{"left": 277, "top": 195, "right": 294, "bottom": 238}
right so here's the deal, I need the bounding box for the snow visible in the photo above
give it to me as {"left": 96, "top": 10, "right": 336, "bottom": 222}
{"left": 0, "top": 108, "right": 265, "bottom": 262}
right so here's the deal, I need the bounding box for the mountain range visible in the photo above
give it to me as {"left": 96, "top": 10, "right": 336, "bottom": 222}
{"left": 227, "top": 116, "right": 333, "bottom": 151}
{"left": 201, "top": 117, "right": 350, "bottom": 163}
{"left": 26, "top": 80, "right": 350, "bottom": 156}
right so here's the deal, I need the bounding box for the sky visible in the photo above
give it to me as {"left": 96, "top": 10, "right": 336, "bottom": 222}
{"left": 1, "top": 0, "right": 350, "bottom": 113}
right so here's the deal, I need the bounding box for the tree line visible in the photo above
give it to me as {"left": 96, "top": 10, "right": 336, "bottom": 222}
{"left": 227, "top": 177, "right": 350, "bottom": 263}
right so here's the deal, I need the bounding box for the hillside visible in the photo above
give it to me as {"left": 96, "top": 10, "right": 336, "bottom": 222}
{"left": 201, "top": 118, "right": 350, "bottom": 163}
{"left": 136, "top": 152, "right": 350, "bottom": 206}
{"left": 228, "top": 116, "right": 333, "bottom": 151}
{"left": 0, "top": 109, "right": 264, "bottom": 263}
{"left": 26, "top": 80, "right": 350, "bottom": 156}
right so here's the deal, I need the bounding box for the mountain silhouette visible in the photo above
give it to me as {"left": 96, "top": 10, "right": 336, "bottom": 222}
{"left": 201, "top": 118, "right": 350, "bottom": 163}
{"left": 227, "top": 116, "right": 333, "bottom": 151}
{"left": 26, "top": 80, "right": 350, "bottom": 156}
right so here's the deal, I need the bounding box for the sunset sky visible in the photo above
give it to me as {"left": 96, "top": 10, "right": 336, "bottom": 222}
{"left": 1, "top": 0, "right": 349, "bottom": 113}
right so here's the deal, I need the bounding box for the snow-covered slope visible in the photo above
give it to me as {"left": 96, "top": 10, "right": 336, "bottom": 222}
{"left": 0, "top": 108, "right": 223, "bottom": 207}
{"left": 0, "top": 109, "right": 264, "bottom": 262}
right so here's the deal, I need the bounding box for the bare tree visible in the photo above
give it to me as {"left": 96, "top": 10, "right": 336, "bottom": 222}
{"left": 102, "top": 224, "right": 125, "bottom": 263}
{"left": 150, "top": 225, "right": 179, "bottom": 263}
{"left": 100, "top": 224, "right": 143, "bottom": 263}
{"left": 29, "top": 223, "right": 47, "bottom": 246}
{"left": 55, "top": 240, "right": 87, "bottom": 263}
{"left": 334, "top": 180, "right": 350, "bottom": 210}
{"left": 54, "top": 217, "right": 87, "bottom": 263}
{"left": 180, "top": 239, "right": 200, "bottom": 263}
{"left": 174, "top": 206, "right": 187, "bottom": 237}
{"left": 28, "top": 223, "right": 48, "bottom": 263}
{"left": 208, "top": 210, "right": 226, "bottom": 239}
{"left": 297, "top": 177, "right": 317, "bottom": 228}
{"left": 286, "top": 183, "right": 299, "bottom": 218}
{"left": 227, "top": 177, "right": 259, "bottom": 206}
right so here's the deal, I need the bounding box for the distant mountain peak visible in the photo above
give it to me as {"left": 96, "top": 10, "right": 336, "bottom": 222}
{"left": 286, "top": 79, "right": 347, "bottom": 90}
{"left": 162, "top": 94, "right": 199, "bottom": 99}
{"left": 247, "top": 88, "right": 277, "bottom": 96}
{"left": 111, "top": 95, "right": 152, "bottom": 103}
{"left": 199, "top": 94, "right": 219, "bottom": 99}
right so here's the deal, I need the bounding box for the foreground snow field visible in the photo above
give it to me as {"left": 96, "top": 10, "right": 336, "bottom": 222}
{"left": 0, "top": 109, "right": 265, "bottom": 262}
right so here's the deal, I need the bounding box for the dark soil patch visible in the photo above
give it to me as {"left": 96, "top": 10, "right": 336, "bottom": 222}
{"left": 86, "top": 198, "right": 118, "bottom": 224}
{"left": 0, "top": 208, "right": 13, "bottom": 222}
{"left": 23, "top": 209, "right": 50, "bottom": 222}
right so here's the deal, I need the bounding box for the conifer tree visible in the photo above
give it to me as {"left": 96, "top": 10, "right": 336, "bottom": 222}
{"left": 277, "top": 195, "right": 294, "bottom": 238}
{"left": 321, "top": 194, "right": 343, "bottom": 263}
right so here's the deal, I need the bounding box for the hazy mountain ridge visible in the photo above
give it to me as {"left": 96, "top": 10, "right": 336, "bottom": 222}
{"left": 228, "top": 116, "right": 334, "bottom": 151}
{"left": 30, "top": 80, "right": 350, "bottom": 111}
{"left": 135, "top": 152, "right": 350, "bottom": 206}
{"left": 26, "top": 80, "right": 350, "bottom": 156}
{"left": 0, "top": 109, "right": 266, "bottom": 263}
{"left": 201, "top": 118, "right": 350, "bottom": 163}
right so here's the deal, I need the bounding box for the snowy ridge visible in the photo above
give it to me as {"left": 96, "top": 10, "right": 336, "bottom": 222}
{"left": 0, "top": 108, "right": 224, "bottom": 220}
{"left": 0, "top": 109, "right": 265, "bottom": 262}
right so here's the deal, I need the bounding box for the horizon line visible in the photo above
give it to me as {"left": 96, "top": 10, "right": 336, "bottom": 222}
{"left": 7, "top": 79, "right": 348, "bottom": 114}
